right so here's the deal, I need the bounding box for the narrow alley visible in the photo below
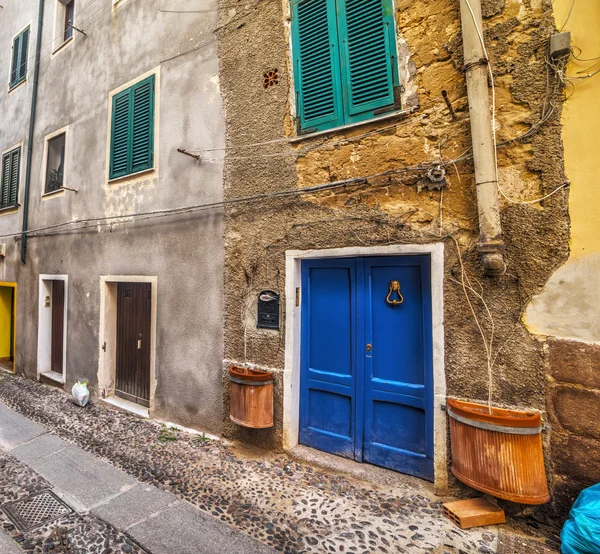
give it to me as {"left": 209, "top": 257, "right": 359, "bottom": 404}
{"left": 0, "top": 374, "right": 558, "bottom": 553}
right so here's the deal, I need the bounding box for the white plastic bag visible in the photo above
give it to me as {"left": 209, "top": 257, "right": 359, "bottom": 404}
{"left": 71, "top": 381, "right": 90, "bottom": 407}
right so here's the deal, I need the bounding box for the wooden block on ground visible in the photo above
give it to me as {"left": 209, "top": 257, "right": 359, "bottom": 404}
{"left": 443, "top": 497, "right": 506, "bottom": 529}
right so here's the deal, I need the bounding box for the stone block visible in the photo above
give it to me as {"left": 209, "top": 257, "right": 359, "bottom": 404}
{"left": 548, "top": 339, "right": 600, "bottom": 389}
{"left": 552, "top": 386, "right": 600, "bottom": 439}
{"left": 553, "top": 432, "right": 600, "bottom": 484}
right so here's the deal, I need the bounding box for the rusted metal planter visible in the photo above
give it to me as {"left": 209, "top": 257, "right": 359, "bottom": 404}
{"left": 448, "top": 398, "right": 550, "bottom": 505}
{"left": 229, "top": 366, "right": 274, "bottom": 429}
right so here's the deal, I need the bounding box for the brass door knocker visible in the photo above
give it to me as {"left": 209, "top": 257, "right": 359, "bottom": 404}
{"left": 386, "top": 280, "right": 404, "bottom": 306}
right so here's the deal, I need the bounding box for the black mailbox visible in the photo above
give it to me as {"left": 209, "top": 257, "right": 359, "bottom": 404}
{"left": 257, "top": 290, "right": 280, "bottom": 330}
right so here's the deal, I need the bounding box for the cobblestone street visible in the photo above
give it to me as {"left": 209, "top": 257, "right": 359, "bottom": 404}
{"left": 0, "top": 374, "right": 558, "bottom": 553}
{"left": 0, "top": 451, "right": 147, "bottom": 554}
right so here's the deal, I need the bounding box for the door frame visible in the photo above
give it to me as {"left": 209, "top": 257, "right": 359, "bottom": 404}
{"left": 0, "top": 281, "right": 17, "bottom": 373}
{"left": 98, "top": 276, "right": 158, "bottom": 414}
{"left": 284, "top": 244, "right": 447, "bottom": 490}
{"left": 37, "top": 275, "right": 68, "bottom": 383}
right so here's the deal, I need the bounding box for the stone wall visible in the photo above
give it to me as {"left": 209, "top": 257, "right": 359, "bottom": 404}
{"left": 217, "top": 0, "right": 571, "bottom": 505}
{"left": 546, "top": 340, "right": 600, "bottom": 518}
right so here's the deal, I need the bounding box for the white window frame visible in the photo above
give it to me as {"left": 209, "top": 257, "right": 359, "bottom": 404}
{"left": 51, "top": 0, "right": 77, "bottom": 58}
{"left": 41, "top": 126, "right": 69, "bottom": 199}
{"left": 104, "top": 66, "right": 161, "bottom": 186}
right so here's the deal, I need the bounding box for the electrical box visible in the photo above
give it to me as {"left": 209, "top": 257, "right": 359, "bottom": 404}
{"left": 257, "top": 290, "right": 280, "bottom": 330}
{"left": 549, "top": 32, "right": 571, "bottom": 59}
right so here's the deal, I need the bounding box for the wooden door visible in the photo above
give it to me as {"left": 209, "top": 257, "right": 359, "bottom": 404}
{"left": 299, "top": 259, "right": 358, "bottom": 459}
{"left": 116, "top": 283, "right": 151, "bottom": 407}
{"left": 51, "top": 280, "right": 65, "bottom": 375}
{"left": 300, "top": 256, "right": 434, "bottom": 481}
{"left": 362, "top": 256, "right": 433, "bottom": 481}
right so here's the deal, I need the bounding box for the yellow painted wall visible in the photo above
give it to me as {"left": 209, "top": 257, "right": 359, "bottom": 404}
{"left": 554, "top": 0, "right": 600, "bottom": 260}
{"left": 524, "top": 0, "right": 600, "bottom": 343}
{"left": 0, "top": 286, "right": 13, "bottom": 359}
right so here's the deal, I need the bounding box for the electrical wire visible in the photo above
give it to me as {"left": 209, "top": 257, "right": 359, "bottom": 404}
{"left": 0, "top": 165, "right": 432, "bottom": 241}
{"left": 559, "top": 0, "right": 575, "bottom": 32}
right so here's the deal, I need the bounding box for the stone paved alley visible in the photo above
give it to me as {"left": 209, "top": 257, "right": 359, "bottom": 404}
{"left": 0, "top": 374, "right": 559, "bottom": 553}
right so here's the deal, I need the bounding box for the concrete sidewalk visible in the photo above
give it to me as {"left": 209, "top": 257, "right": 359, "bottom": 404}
{"left": 0, "top": 401, "right": 274, "bottom": 554}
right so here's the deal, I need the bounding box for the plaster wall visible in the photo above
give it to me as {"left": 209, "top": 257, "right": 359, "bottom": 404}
{"left": 523, "top": 0, "right": 600, "bottom": 517}
{"left": 218, "top": 0, "right": 570, "bottom": 503}
{"left": 524, "top": 0, "right": 600, "bottom": 345}
{"left": 0, "top": 0, "right": 226, "bottom": 433}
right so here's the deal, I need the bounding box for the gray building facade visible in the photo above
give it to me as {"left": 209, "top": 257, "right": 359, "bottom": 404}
{"left": 0, "top": 0, "right": 225, "bottom": 432}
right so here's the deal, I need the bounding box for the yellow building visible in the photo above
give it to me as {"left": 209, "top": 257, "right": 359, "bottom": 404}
{"left": 525, "top": 0, "right": 600, "bottom": 512}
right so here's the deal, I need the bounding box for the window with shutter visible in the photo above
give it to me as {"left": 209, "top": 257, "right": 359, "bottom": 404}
{"left": 109, "top": 75, "right": 155, "bottom": 180}
{"left": 291, "top": 0, "right": 400, "bottom": 134}
{"left": 9, "top": 27, "right": 30, "bottom": 89}
{"left": 0, "top": 147, "right": 21, "bottom": 210}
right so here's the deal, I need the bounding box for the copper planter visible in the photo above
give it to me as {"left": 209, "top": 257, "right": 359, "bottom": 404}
{"left": 448, "top": 398, "right": 550, "bottom": 505}
{"left": 229, "top": 366, "right": 274, "bottom": 429}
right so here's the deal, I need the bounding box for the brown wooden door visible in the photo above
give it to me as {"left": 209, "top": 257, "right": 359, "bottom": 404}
{"left": 51, "top": 280, "right": 65, "bottom": 375}
{"left": 116, "top": 283, "right": 151, "bottom": 407}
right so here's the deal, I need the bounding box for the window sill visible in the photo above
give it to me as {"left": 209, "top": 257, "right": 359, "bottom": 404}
{"left": 8, "top": 79, "right": 27, "bottom": 94}
{"left": 107, "top": 167, "right": 156, "bottom": 185}
{"left": 0, "top": 205, "right": 19, "bottom": 216}
{"left": 42, "top": 188, "right": 66, "bottom": 199}
{"left": 52, "top": 37, "right": 73, "bottom": 57}
{"left": 289, "top": 106, "right": 418, "bottom": 144}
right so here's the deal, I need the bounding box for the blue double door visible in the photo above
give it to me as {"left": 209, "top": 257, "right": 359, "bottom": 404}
{"left": 300, "top": 256, "right": 434, "bottom": 481}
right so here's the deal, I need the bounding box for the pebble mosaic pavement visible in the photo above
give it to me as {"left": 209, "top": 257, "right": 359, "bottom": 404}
{"left": 0, "top": 374, "right": 524, "bottom": 553}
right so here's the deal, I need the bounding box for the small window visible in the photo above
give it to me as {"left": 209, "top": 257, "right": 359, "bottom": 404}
{"left": 10, "top": 27, "right": 30, "bottom": 89}
{"left": 291, "top": 0, "right": 400, "bottom": 134}
{"left": 64, "top": 1, "right": 75, "bottom": 42}
{"left": 109, "top": 75, "right": 155, "bottom": 180}
{"left": 45, "top": 134, "right": 66, "bottom": 193}
{"left": 0, "top": 147, "right": 21, "bottom": 209}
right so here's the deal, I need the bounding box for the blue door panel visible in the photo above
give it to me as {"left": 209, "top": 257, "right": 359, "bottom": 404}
{"left": 300, "top": 255, "right": 434, "bottom": 481}
{"left": 308, "top": 267, "right": 354, "bottom": 377}
{"left": 363, "top": 256, "right": 434, "bottom": 481}
{"left": 300, "top": 259, "right": 357, "bottom": 459}
{"left": 368, "top": 263, "right": 425, "bottom": 386}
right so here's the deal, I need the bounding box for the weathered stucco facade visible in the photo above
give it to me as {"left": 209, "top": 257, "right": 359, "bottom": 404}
{"left": 524, "top": 0, "right": 600, "bottom": 517}
{"left": 0, "top": 0, "right": 225, "bottom": 433}
{"left": 216, "top": 0, "right": 583, "bottom": 516}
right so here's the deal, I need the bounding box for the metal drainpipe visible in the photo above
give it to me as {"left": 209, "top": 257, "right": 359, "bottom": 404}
{"left": 458, "top": 0, "right": 506, "bottom": 275}
{"left": 20, "top": 0, "right": 45, "bottom": 264}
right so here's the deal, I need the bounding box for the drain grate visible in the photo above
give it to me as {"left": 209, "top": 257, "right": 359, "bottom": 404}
{"left": 2, "top": 490, "right": 73, "bottom": 531}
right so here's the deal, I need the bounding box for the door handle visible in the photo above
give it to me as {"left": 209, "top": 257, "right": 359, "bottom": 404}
{"left": 137, "top": 339, "right": 142, "bottom": 350}
{"left": 366, "top": 344, "right": 372, "bottom": 352}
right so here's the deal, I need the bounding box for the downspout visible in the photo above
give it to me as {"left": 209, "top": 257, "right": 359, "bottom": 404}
{"left": 458, "top": 0, "right": 506, "bottom": 275}
{"left": 21, "top": 0, "right": 45, "bottom": 264}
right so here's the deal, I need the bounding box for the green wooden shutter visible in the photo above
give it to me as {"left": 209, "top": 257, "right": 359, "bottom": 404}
{"left": 1, "top": 154, "right": 10, "bottom": 209}
{"left": 131, "top": 77, "right": 154, "bottom": 173}
{"left": 17, "top": 27, "right": 29, "bottom": 83}
{"left": 10, "top": 33, "right": 21, "bottom": 87}
{"left": 109, "top": 75, "right": 155, "bottom": 180}
{"left": 337, "top": 0, "right": 399, "bottom": 123}
{"left": 9, "top": 28, "right": 29, "bottom": 88}
{"left": 291, "top": 0, "right": 344, "bottom": 134}
{"left": 110, "top": 90, "right": 131, "bottom": 179}
{"left": 9, "top": 149, "right": 20, "bottom": 207}
{"left": 0, "top": 148, "right": 19, "bottom": 209}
